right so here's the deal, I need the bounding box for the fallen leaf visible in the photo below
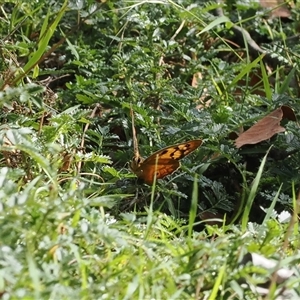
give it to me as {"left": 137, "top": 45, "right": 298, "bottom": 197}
{"left": 260, "top": 0, "right": 292, "bottom": 19}
{"left": 281, "top": 105, "right": 297, "bottom": 121}
{"left": 235, "top": 107, "right": 285, "bottom": 148}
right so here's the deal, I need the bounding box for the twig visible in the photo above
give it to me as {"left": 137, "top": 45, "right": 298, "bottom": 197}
{"left": 76, "top": 104, "right": 103, "bottom": 174}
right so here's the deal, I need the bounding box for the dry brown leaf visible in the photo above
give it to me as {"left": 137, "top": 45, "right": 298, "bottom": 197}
{"left": 281, "top": 105, "right": 297, "bottom": 121}
{"left": 260, "top": 0, "right": 292, "bottom": 18}
{"left": 191, "top": 72, "right": 203, "bottom": 88}
{"left": 235, "top": 107, "right": 285, "bottom": 148}
{"left": 59, "top": 152, "right": 74, "bottom": 172}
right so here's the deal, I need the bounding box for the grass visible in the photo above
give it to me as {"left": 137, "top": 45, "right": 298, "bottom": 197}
{"left": 0, "top": 0, "right": 300, "bottom": 299}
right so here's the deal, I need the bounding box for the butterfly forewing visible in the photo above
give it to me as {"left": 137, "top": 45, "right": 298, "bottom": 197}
{"left": 133, "top": 139, "right": 202, "bottom": 184}
{"left": 144, "top": 139, "right": 203, "bottom": 163}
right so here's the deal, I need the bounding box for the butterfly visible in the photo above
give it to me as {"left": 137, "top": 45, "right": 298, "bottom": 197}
{"left": 129, "top": 107, "right": 202, "bottom": 185}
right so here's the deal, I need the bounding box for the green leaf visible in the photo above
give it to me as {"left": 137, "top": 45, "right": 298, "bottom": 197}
{"left": 199, "top": 16, "right": 232, "bottom": 34}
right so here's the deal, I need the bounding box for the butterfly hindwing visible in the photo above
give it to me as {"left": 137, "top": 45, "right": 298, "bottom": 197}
{"left": 138, "top": 158, "right": 180, "bottom": 185}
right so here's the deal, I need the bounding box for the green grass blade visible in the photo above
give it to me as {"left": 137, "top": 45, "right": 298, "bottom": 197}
{"left": 38, "top": 10, "right": 50, "bottom": 47}
{"left": 209, "top": 263, "right": 226, "bottom": 300}
{"left": 199, "top": 16, "right": 231, "bottom": 34}
{"left": 262, "top": 184, "right": 282, "bottom": 223}
{"left": 144, "top": 157, "right": 158, "bottom": 240}
{"left": 242, "top": 147, "right": 271, "bottom": 230}
{"left": 188, "top": 174, "right": 198, "bottom": 242}
{"left": 278, "top": 67, "right": 296, "bottom": 94}
{"left": 21, "top": 0, "right": 68, "bottom": 77}
{"left": 26, "top": 252, "right": 41, "bottom": 299}
{"left": 291, "top": 182, "right": 299, "bottom": 235}
{"left": 260, "top": 59, "right": 272, "bottom": 100}
{"left": 229, "top": 54, "right": 265, "bottom": 88}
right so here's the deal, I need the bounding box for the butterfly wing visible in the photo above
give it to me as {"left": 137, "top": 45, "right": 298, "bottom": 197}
{"left": 147, "top": 139, "right": 203, "bottom": 161}
{"left": 135, "top": 139, "right": 202, "bottom": 184}
{"left": 136, "top": 158, "right": 180, "bottom": 185}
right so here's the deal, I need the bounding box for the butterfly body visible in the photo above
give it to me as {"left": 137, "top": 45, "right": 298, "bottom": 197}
{"left": 130, "top": 139, "right": 202, "bottom": 185}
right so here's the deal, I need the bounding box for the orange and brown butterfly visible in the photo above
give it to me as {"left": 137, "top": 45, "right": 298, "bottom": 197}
{"left": 129, "top": 107, "right": 202, "bottom": 185}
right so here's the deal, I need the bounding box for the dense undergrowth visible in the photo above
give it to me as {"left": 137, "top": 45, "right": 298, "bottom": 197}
{"left": 0, "top": 0, "right": 300, "bottom": 299}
